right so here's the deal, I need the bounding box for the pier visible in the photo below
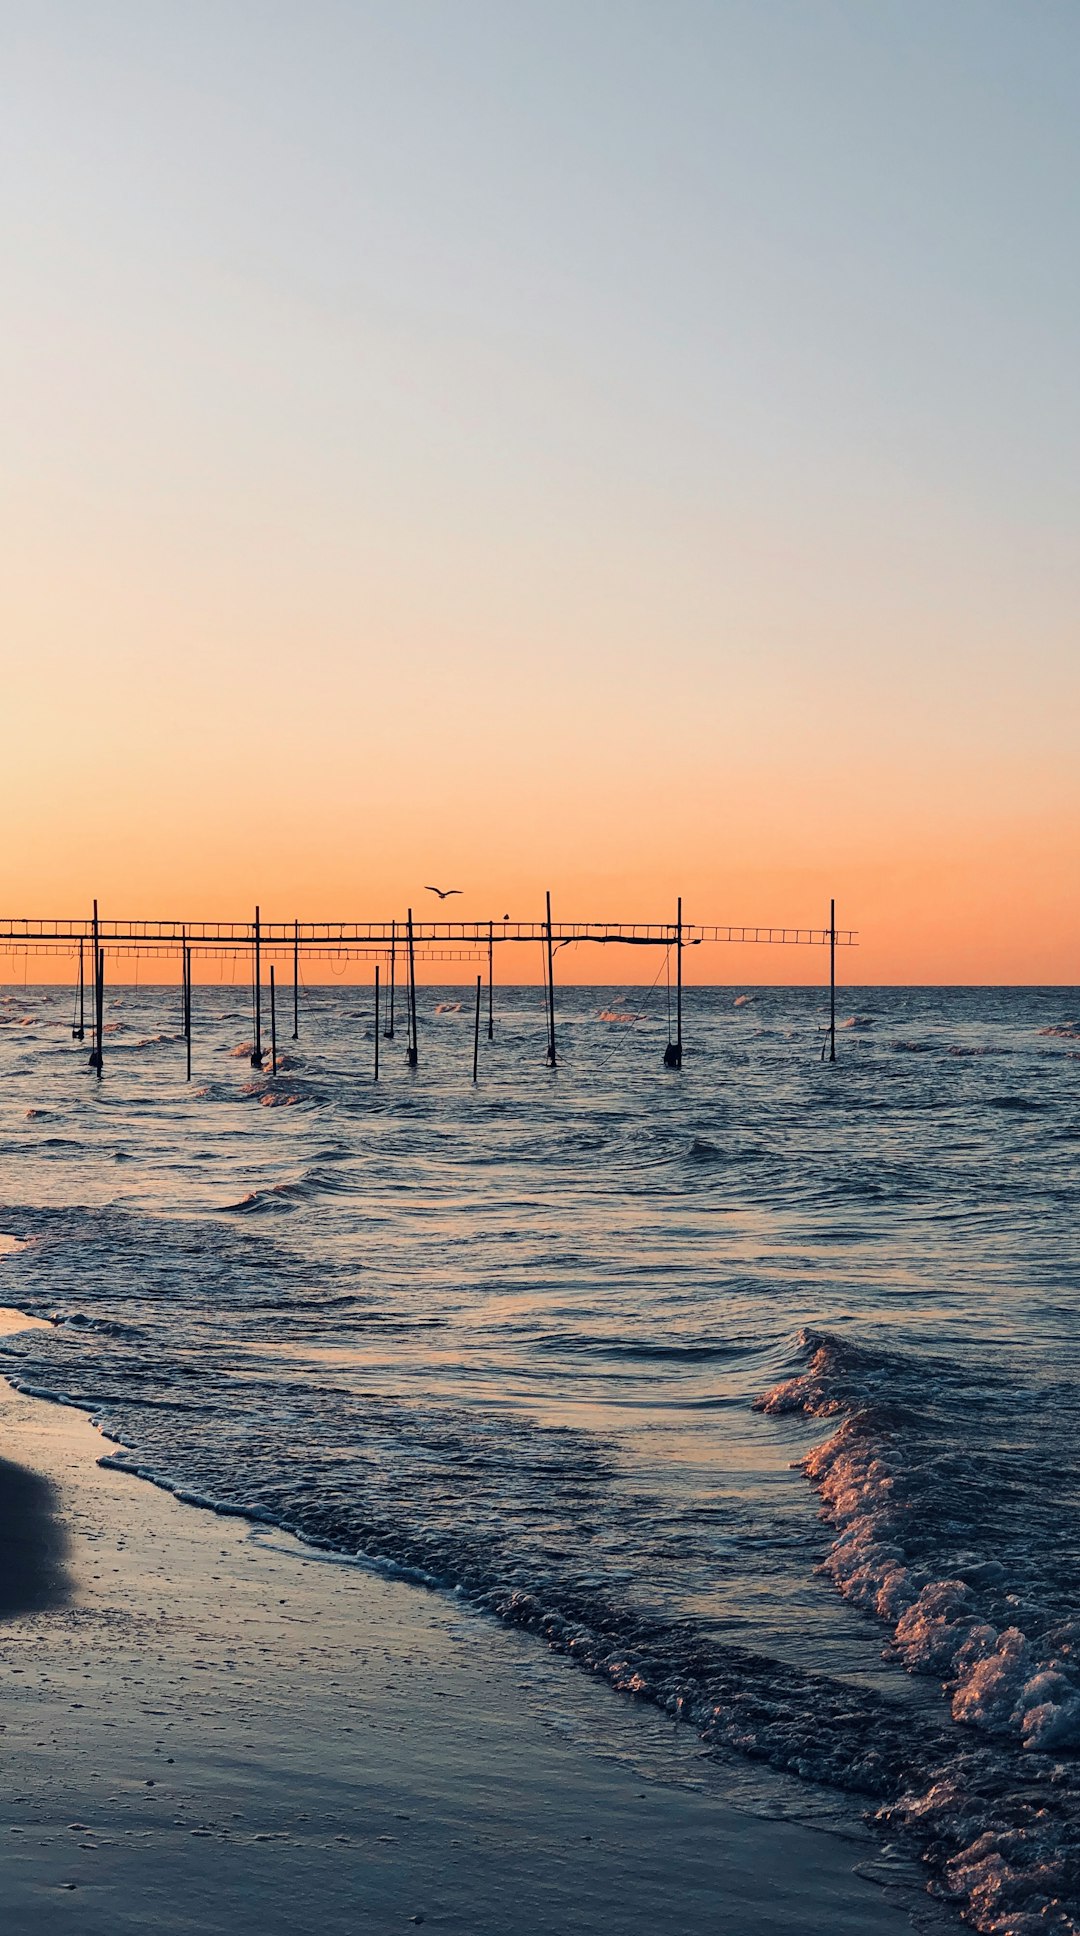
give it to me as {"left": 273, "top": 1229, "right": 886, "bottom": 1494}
{"left": 0, "top": 901, "right": 857, "bottom": 1076}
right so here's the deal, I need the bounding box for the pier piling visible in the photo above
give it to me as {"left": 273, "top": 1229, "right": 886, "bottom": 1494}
{"left": 663, "top": 897, "right": 684, "bottom": 1068}
{"left": 829, "top": 897, "right": 837, "bottom": 1064}
{"left": 292, "top": 918, "right": 299, "bottom": 1040}
{"left": 93, "top": 945, "right": 104, "bottom": 1079}
{"left": 385, "top": 921, "right": 396, "bottom": 1038}
{"left": 473, "top": 974, "right": 481, "bottom": 1081}
{"left": 487, "top": 921, "right": 494, "bottom": 1039}
{"left": 406, "top": 909, "right": 418, "bottom": 1067}
{"left": 544, "top": 890, "right": 557, "bottom": 1069}
{"left": 251, "top": 906, "right": 264, "bottom": 1068}
{"left": 374, "top": 966, "right": 380, "bottom": 1082}
{"left": 269, "top": 965, "right": 278, "bottom": 1075}
{"left": 88, "top": 900, "right": 102, "bottom": 1071}
{"left": 184, "top": 940, "right": 192, "bottom": 1081}
{"left": 73, "top": 938, "right": 85, "bottom": 1041}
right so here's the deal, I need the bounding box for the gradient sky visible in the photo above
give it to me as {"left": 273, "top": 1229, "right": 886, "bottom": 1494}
{"left": 2, "top": 1, "right": 1077, "bottom": 982}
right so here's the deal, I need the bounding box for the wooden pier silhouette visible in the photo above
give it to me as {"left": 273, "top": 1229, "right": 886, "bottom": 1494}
{"left": 0, "top": 898, "right": 856, "bottom": 1079}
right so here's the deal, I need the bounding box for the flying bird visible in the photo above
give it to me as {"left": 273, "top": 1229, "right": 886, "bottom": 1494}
{"left": 425, "top": 885, "right": 462, "bottom": 900}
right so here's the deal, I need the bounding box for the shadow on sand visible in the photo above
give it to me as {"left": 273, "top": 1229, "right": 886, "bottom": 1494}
{"left": 0, "top": 1458, "right": 70, "bottom": 1615}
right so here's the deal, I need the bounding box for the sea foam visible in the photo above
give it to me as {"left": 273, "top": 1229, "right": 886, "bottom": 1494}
{"left": 757, "top": 1330, "right": 1080, "bottom": 1933}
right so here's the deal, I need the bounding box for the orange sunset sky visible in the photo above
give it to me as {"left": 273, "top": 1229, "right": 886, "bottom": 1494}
{"left": 2, "top": 3, "right": 1077, "bottom": 985}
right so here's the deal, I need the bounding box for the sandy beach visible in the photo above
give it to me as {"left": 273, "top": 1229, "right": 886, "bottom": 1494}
{"left": 0, "top": 1357, "right": 944, "bottom": 1935}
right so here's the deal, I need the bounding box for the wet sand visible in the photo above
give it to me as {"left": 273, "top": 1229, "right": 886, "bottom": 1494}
{"left": 0, "top": 1372, "right": 945, "bottom": 1934}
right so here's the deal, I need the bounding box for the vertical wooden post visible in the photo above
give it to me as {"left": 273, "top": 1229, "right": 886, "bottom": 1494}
{"left": 406, "top": 909, "right": 418, "bottom": 1066}
{"left": 386, "top": 921, "right": 396, "bottom": 1037}
{"left": 473, "top": 973, "right": 481, "bottom": 1081}
{"left": 88, "top": 899, "right": 102, "bottom": 1069}
{"left": 184, "top": 943, "right": 192, "bottom": 1082}
{"left": 676, "top": 894, "right": 683, "bottom": 1064}
{"left": 544, "top": 890, "right": 557, "bottom": 1069}
{"left": 95, "top": 945, "right": 104, "bottom": 1080}
{"left": 829, "top": 897, "right": 837, "bottom": 1064}
{"left": 292, "top": 918, "right": 299, "bottom": 1040}
{"left": 270, "top": 964, "right": 278, "bottom": 1075}
{"left": 74, "top": 938, "right": 85, "bottom": 1040}
{"left": 663, "top": 897, "right": 685, "bottom": 1068}
{"left": 374, "top": 965, "right": 380, "bottom": 1082}
{"left": 487, "top": 920, "right": 494, "bottom": 1039}
{"left": 250, "top": 906, "right": 263, "bottom": 1067}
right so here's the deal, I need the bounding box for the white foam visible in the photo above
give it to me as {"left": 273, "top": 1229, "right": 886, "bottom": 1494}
{"left": 758, "top": 1334, "right": 1080, "bottom": 1934}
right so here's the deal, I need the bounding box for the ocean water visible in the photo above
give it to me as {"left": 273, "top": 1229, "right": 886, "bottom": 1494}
{"left": 1, "top": 979, "right": 1078, "bottom": 1933}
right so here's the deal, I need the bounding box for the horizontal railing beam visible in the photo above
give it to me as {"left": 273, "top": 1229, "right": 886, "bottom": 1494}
{"left": 0, "top": 918, "right": 857, "bottom": 950}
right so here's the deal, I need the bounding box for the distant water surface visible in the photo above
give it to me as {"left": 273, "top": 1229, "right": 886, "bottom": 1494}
{"left": 1, "top": 982, "right": 1078, "bottom": 1934}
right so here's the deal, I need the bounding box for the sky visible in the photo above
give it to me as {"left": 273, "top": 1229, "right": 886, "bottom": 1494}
{"left": 2, "top": 0, "right": 1077, "bottom": 983}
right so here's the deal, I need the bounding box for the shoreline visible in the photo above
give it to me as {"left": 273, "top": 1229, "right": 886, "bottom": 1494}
{"left": 0, "top": 1361, "right": 947, "bottom": 1934}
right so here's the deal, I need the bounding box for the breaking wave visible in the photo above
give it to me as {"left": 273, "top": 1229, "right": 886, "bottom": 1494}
{"left": 757, "top": 1330, "right": 1080, "bottom": 1933}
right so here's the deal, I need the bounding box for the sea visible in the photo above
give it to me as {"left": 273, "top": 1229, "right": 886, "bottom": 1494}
{"left": 1, "top": 979, "right": 1078, "bottom": 1935}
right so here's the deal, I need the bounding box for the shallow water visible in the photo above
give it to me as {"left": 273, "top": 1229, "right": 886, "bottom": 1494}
{"left": 1, "top": 981, "right": 1078, "bottom": 1931}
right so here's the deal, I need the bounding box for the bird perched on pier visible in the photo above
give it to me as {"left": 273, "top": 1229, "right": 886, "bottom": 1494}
{"left": 425, "top": 885, "right": 462, "bottom": 900}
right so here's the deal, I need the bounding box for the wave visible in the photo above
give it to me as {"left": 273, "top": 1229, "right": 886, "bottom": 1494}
{"left": 220, "top": 1189, "right": 290, "bottom": 1213}
{"left": 756, "top": 1329, "right": 1080, "bottom": 1933}
{"left": 534, "top": 1333, "right": 749, "bottom": 1362}
{"left": 756, "top": 1331, "right": 1080, "bottom": 1741}
{"left": 52, "top": 1311, "right": 146, "bottom": 1338}
{"left": 3, "top": 1346, "right": 955, "bottom": 1814}
{"left": 0, "top": 1349, "right": 1035, "bottom": 1936}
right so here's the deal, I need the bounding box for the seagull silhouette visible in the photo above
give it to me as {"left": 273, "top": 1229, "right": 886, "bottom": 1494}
{"left": 425, "top": 885, "right": 462, "bottom": 900}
